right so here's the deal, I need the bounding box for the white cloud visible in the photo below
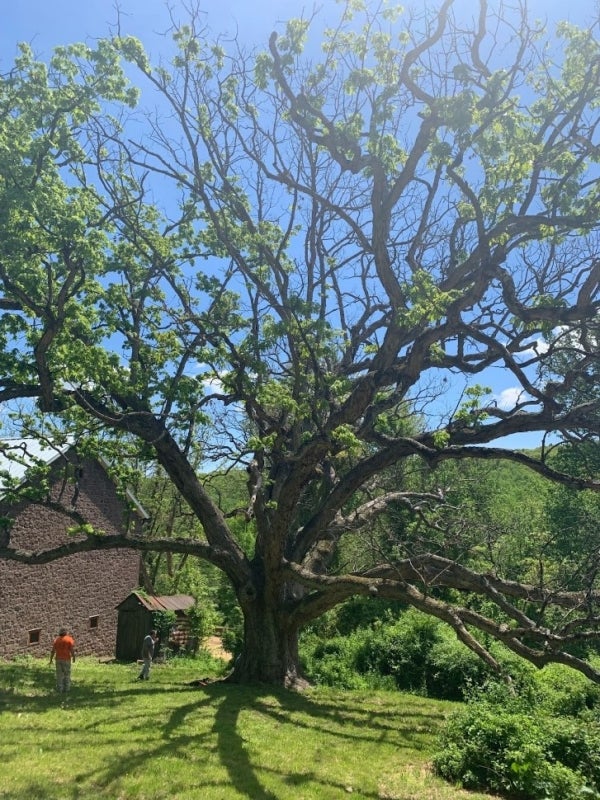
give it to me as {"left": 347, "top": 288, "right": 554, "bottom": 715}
{"left": 518, "top": 337, "right": 549, "bottom": 360}
{"left": 495, "top": 387, "right": 526, "bottom": 409}
{"left": 200, "top": 373, "right": 226, "bottom": 394}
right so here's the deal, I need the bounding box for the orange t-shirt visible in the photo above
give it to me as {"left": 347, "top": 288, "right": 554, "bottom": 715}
{"left": 53, "top": 635, "right": 75, "bottom": 661}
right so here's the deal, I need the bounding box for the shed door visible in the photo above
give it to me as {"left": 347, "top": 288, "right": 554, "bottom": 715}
{"left": 116, "top": 610, "right": 147, "bottom": 661}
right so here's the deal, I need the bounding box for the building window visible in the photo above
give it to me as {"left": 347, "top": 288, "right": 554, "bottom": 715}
{"left": 28, "top": 629, "right": 41, "bottom": 645}
{"left": 89, "top": 615, "right": 99, "bottom": 629}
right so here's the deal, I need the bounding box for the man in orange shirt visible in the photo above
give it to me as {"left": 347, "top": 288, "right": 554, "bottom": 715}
{"left": 49, "top": 627, "right": 76, "bottom": 695}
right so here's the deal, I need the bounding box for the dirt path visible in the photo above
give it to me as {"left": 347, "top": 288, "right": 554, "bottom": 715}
{"left": 203, "top": 635, "right": 231, "bottom": 660}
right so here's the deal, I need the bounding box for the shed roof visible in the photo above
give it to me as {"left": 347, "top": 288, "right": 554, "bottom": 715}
{"left": 119, "top": 591, "right": 195, "bottom": 612}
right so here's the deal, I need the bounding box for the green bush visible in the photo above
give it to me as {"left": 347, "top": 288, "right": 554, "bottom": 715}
{"left": 533, "top": 663, "right": 600, "bottom": 717}
{"left": 333, "top": 597, "right": 406, "bottom": 635}
{"left": 302, "top": 605, "right": 600, "bottom": 708}
{"left": 543, "top": 716, "right": 600, "bottom": 788}
{"left": 301, "top": 630, "right": 382, "bottom": 689}
{"left": 354, "top": 611, "right": 439, "bottom": 693}
{"left": 433, "top": 683, "right": 600, "bottom": 799}
{"left": 426, "top": 628, "right": 490, "bottom": 699}
{"left": 301, "top": 608, "right": 491, "bottom": 699}
{"left": 152, "top": 609, "right": 177, "bottom": 657}
{"left": 186, "top": 599, "right": 221, "bottom": 642}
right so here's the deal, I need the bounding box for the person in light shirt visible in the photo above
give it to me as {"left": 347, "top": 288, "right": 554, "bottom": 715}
{"left": 138, "top": 629, "right": 159, "bottom": 681}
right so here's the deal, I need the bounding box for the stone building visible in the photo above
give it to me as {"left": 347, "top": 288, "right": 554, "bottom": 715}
{"left": 0, "top": 440, "right": 146, "bottom": 659}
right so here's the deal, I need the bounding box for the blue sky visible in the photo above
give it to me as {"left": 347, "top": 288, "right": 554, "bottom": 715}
{"left": 2, "top": 0, "right": 596, "bottom": 450}
{"left": 1, "top": 0, "right": 318, "bottom": 60}
{"left": 1, "top": 0, "right": 595, "bottom": 62}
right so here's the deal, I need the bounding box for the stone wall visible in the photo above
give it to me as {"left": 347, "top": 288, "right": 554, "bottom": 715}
{"left": 0, "top": 456, "right": 142, "bottom": 659}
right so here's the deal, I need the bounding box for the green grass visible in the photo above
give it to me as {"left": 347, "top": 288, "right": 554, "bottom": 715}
{"left": 0, "top": 656, "right": 501, "bottom": 800}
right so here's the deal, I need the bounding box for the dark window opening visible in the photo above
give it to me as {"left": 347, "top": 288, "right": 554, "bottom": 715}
{"left": 28, "top": 629, "right": 41, "bottom": 645}
{"left": 89, "top": 615, "right": 99, "bottom": 629}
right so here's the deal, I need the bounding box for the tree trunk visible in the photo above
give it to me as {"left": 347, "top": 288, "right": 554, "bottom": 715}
{"left": 226, "top": 600, "right": 309, "bottom": 689}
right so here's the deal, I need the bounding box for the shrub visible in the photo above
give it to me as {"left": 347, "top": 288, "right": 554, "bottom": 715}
{"left": 152, "top": 609, "right": 177, "bottom": 657}
{"left": 301, "top": 630, "right": 378, "bottom": 689}
{"left": 426, "top": 627, "right": 489, "bottom": 699}
{"left": 219, "top": 603, "right": 244, "bottom": 658}
{"left": 186, "top": 599, "right": 221, "bottom": 643}
{"left": 301, "top": 608, "right": 492, "bottom": 699}
{"left": 333, "top": 597, "right": 406, "bottom": 635}
{"left": 433, "top": 687, "right": 600, "bottom": 799}
{"left": 354, "top": 610, "right": 438, "bottom": 694}
{"left": 533, "top": 663, "right": 600, "bottom": 717}
{"left": 302, "top": 607, "right": 598, "bottom": 706}
{"left": 543, "top": 716, "right": 600, "bottom": 788}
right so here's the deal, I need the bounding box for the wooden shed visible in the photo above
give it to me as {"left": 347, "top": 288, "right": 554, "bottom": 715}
{"left": 115, "top": 591, "right": 195, "bottom": 661}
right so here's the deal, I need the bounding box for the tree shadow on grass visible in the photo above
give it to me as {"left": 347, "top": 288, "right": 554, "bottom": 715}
{"left": 0, "top": 659, "right": 155, "bottom": 714}
{"left": 0, "top": 659, "right": 63, "bottom": 712}
{"left": 1, "top": 663, "right": 451, "bottom": 799}
{"left": 163, "top": 682, "right": 447, "bottom": 799}
{"left": 4, "top": 672, "right": 192, "bottom": 720}
{"left": 54, "top": 680, "right": 437, "bottom": 799}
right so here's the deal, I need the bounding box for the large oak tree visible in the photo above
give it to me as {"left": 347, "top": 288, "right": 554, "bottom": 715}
{"left": 0, "top": 0, "right": 599, "bottom": 686}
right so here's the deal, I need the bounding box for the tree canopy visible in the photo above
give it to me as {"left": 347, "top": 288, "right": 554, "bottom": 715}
{"left": 0, "top": 0, "right": 599, "bottom": 686}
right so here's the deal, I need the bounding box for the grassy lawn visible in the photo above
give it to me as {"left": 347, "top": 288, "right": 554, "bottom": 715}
{"left": 0, "top": 656, "right": 501, "bottom": 800}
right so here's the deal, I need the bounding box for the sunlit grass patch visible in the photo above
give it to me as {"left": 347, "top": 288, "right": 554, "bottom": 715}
{"left": 0, "top": 656, "right": 501, "bottom": 799}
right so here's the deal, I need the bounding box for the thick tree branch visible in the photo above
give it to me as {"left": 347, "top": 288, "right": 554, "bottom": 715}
{"left": 284, "top": 560, "right": 600, "bottom": 682}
